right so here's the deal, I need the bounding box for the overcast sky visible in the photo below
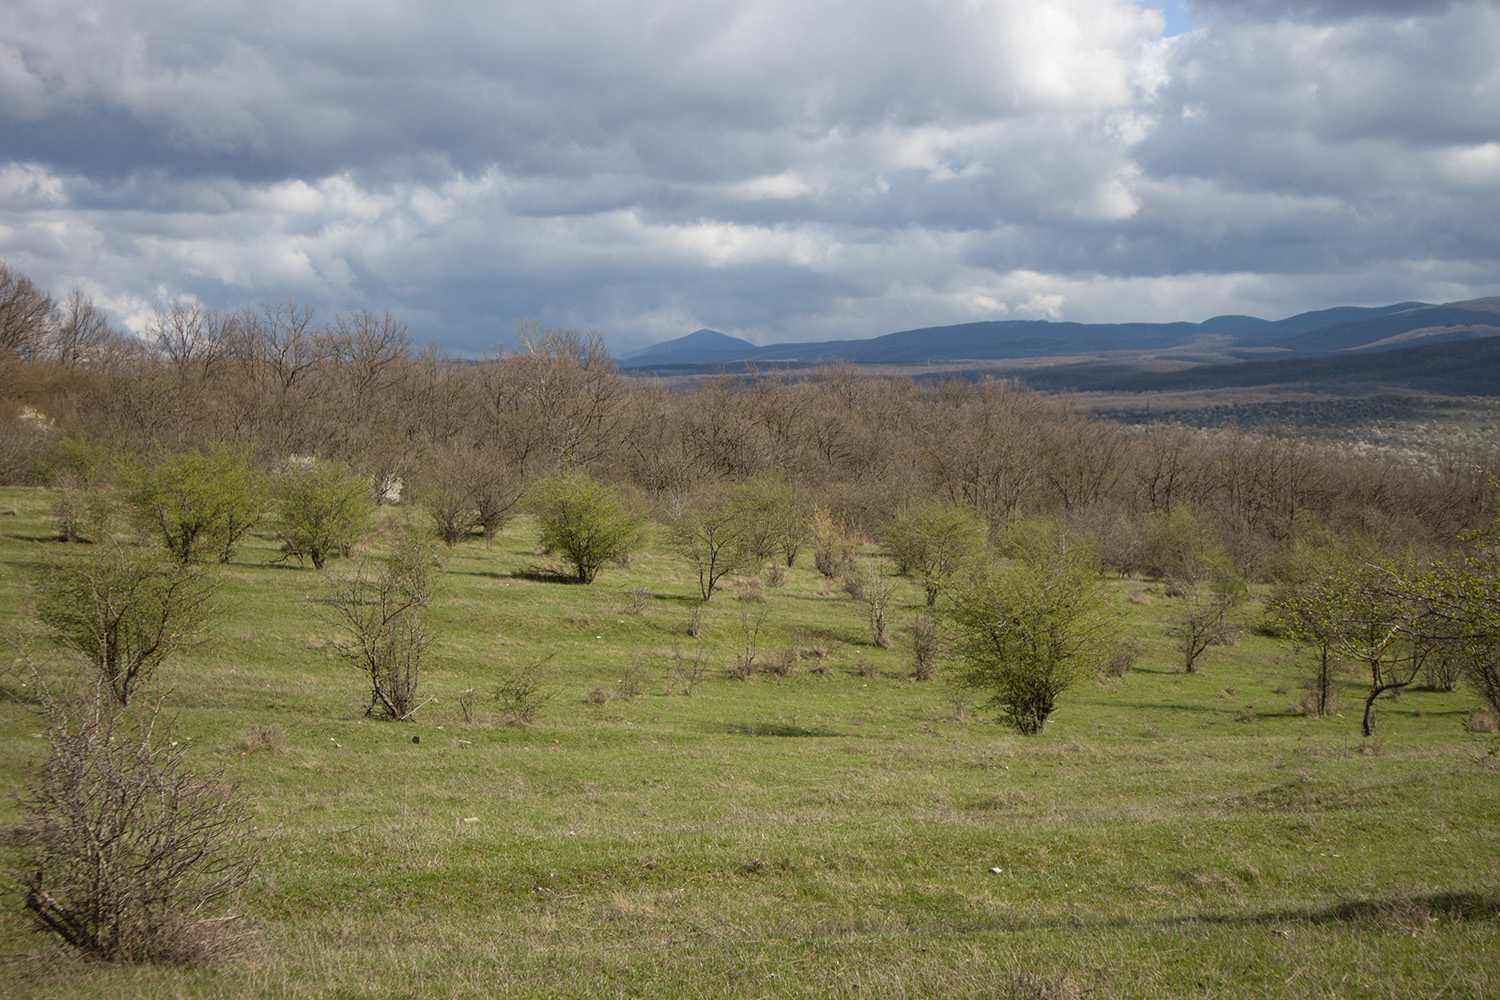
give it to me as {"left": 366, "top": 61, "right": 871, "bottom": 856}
{"left": 2, "top": 0, "right": 1496, "bottom": 353}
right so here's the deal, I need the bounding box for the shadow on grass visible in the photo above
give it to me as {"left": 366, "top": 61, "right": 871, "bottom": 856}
{"left": 717, "top": 721, "right": 843, "bottom": 738}
{"left": 976, "top": 891, "right": 1500, "bottom": 935}
{"left": 792, "top": 625, "right": 864, "bottom": 648}
{"left": 511, "top": 564, "right": 583, "bottom": 584}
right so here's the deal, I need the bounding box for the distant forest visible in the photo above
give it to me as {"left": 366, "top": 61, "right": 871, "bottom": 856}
{"left": 5, "top": 264, "right": 1499, "bottom": 582}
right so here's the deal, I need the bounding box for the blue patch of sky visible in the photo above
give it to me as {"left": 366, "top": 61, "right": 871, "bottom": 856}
{"left": 1157, "top": 0, "right": 1197, "bottom": 36}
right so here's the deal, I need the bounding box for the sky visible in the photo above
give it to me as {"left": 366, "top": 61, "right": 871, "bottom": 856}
{"left": 1, "top": 0, "right": 1497, "bottom": 354}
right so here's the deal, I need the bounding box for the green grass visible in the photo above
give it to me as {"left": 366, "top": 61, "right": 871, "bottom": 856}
{"left": 1, "top": 487, "right": 1497, "bottom": 998}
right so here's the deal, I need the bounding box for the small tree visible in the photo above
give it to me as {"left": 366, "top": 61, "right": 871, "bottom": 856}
{"left": 317, "top": 528, "right": 437, "bottom": 720}
{"left": 883, "top": 498, "right": 987, "bottom": 606}
{"left": 18, "top": 688, "right": 257, "bottom": 964}
{"left": 123, "top": 447, "right": 264, "bottom": 564}
{"left": 809, "top": 504, "right": 854, "bottom": 579}
{"left": 1267, "top": 547, "right": 1348, "bottom": 718}
{"left": 945, "top": 542, "right": 1106, "bottom": 735}
{"left": 670, "top": 487, "right": 746, "bottom": 601}
{"left": 729, "top": 473, "right": 805, "bottom": 568}
{"left": 525, "top": 468, "right": 643, "bottom": 584}
{"left": 275, "top": 460, "right": 373, "bottom": 569}
{"left": 1165, "top": 571, "right": 1246, "bottom": 673}
{"left": 1273, "top": 555, "right": 1419, "bottom": 737}
{"left": 36, "top": 544, "right": 218, "bottom": 706}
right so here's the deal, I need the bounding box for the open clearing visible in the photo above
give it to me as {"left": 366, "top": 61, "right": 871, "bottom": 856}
{"left": 1, "top": 487, "right": 1496, "bottom": 999}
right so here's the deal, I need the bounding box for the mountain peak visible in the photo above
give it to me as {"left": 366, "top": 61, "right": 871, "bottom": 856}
{"left": 621, "top": 329, "right": 759, "bottom": 365}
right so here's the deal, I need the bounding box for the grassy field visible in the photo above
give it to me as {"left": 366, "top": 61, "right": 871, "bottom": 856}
{"left": 0, "top": 486, "right": 1497, "bottom": 999}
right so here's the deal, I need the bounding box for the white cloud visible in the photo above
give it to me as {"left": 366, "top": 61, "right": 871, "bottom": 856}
{"left": 0, "top": 0, "right": 1495, "bottom": 351}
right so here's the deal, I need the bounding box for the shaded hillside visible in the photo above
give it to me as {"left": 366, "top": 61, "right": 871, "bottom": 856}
{"left": 1015, "top": 334, "right": 1500, "bottom": 396}
{"left": 1270, "top": 298, "right": 1500, "bottom": 354}
{"left": 621, "top": 329, "right": 759, "bottom": 365}
{"left": 618, "top": 300, "right": 1449, "bottom": 371}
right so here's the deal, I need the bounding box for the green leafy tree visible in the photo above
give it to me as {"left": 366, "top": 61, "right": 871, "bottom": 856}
{"left": 36, "top": 543, "right": 219, "bottom": 706}
{"left": 525, "top": 468, "right": 644, "bottom": 583}
{"left": 883, "top": 498, "right": 988, "bottom": 606}
{"left": 944, "top": 540, "right": 1107, "bottom": 735}
{"left": 1413, "top": 505, "right": 1500, "bottom": 719}
{"left": 274, "top": 461, "right": 373, "bottom": 569}
{"left": 123, "top": 447, "right": 264, "bottom": 564}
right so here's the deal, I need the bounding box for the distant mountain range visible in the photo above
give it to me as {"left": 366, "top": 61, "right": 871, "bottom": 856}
{"left": 619, "top": 298, "right": 1500, "bottom": 374}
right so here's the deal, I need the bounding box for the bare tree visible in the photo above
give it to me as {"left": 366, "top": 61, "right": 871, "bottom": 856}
{"left": 0, "top": 260, "right": 56, "bottom": 360}
{"left": 317, "top": 528, "right": 437, "bottom": 720}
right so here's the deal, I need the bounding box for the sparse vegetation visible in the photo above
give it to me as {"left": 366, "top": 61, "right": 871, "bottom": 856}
{"left": 0, "top": 266, "right": 1498, "bottom": 997}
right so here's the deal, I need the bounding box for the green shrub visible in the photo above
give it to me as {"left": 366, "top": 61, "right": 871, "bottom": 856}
{"left": 275, "top": 460, "right": 373, "bottom": 570}
{"left": 524, "top": 468, "right": 643, "bottom": 584}
{"left": 123, "top": 446, "right": 264, "bottom": 564}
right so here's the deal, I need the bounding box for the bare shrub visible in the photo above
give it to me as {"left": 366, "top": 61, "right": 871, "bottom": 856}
{"left": 685, "top": 605, "right": 706, "bottom": 638}
{"left": 617, "top": 668, "right": 643, "bottom": 702}
{"left": 17, "top": 690, "right": 258, "bottom": 964}
{"left": 732, "top": 575, "right": 766, "bottom": 603}
{"left": 585, "top": 686, "right": 611, "bottom": 706}
{"left": 845, "top": 564, "right": 896, "bottom": 649}
{"left": 1421, "top": 649, "right": 1464, "bottom": 693}
{"left": 669, "top": 646, "right": 708, "bottom": 695}
{"left": 458, "top": 687, "right": 477, "bottom": 724}
{"left": 857, "top": 658, "right": 877, "bottom": 678}
{"left": 731, "top": 606, "right": 769, "bottom": 679}
{"left": 1465, "top": 705, "right": 1499, "bottom": 734}
{"left": 840, "top": 570, "right": 866, "bottom": 602}
{"left": 764, "top": 564, "right": 786, "bottom": 588}
{"left": 316, "top": 528, "right": 437, "bottom": 721}
{"left": 762, "top": 647, "right": 801, "bottom": 677}
{"left": 496, "top": 654, "right": 555, "bottom": 725}
{"left": 1104, "top": 640, "right": 1138, "bottom": 677}
{"left": 910, "top": 615, "right": 941, "bottom": 681}
{"left": 619, "top": 586, "right": 652, "bottom": 615}
{"left": 238, "top": 723, "right": 287, "bottom": 754}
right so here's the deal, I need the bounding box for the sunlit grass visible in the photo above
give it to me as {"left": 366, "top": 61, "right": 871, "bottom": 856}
{"left": 1, "top": 486, "right": 1496, "bottom": 998}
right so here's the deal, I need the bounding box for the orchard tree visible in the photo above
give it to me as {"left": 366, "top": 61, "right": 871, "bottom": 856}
{"left": 1166, "top": 571, "right": 1246, "bottom": 673}
{"left": 1271, "top": 553, "right": 1419, "bottom": 737}
{"left": 317, "top": 525, "right": 437, "bottom": 720}
{"left": 669, "top": 487, "right": 747, "bottom": 601}
{"left": 944, "top": 538, "right": 1107, "bottom": 735}
{"left": 525, "top": 468, "right": 644, "bottom": 583}
{"left": 1413, "top": 505, "right": 1500, "bottom": 719}
{"left": 729, "top": 473, "right": 805, "bottom": 568}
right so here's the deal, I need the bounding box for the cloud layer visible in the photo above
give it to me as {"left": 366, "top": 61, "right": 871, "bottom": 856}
{"left": 1, "top": 0, "right": 1496, "bottom": 351}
